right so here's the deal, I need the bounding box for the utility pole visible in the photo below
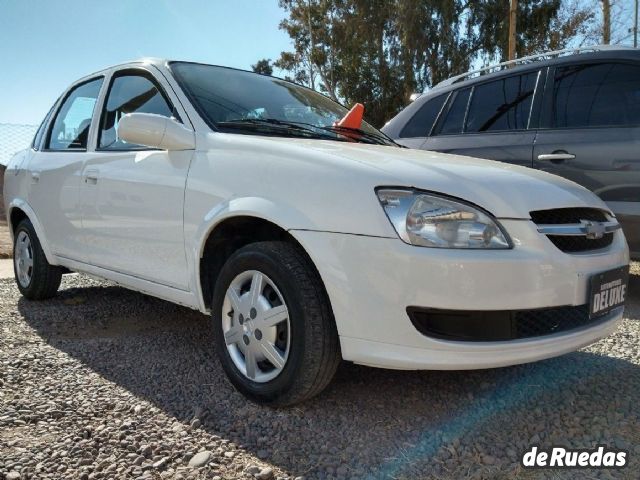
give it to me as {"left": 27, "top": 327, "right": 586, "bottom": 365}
{"left": 508, "top": 0, "right": 518, "bottom": 60}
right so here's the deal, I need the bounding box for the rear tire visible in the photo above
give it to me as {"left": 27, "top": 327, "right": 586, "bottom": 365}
{"left": 212, "top": 241, "right": 340, "bottom": 406}
{"left": 13, "top": 219, "right": 62, "bottom": 300}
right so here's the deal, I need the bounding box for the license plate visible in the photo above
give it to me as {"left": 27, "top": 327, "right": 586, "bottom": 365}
{"left": 589, "top": 266, "right": 629, "bottom": 318}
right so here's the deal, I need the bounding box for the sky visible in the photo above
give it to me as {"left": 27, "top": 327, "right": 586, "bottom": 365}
{"left": 0, "top": 1, "right": 637, "bottom": 125}
{"left": 0, "top": 0, "right": 291, "bottom": 125}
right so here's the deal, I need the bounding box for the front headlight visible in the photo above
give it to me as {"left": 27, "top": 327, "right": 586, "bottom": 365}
{"left": 376, "top": 189, "right": 511, "bottom": 249}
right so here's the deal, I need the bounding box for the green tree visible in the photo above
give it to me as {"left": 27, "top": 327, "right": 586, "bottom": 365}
{"left": 468, "top": 0, "right": 566, "bottom": 61}
{"left": 251, "top": 59, "right": 274, "bottom": 75}
{"left": 275, "top": 0, "right": 341, "bottom": 100}
{"left": 267, "top": 0, "right": 594, "bottom": 127}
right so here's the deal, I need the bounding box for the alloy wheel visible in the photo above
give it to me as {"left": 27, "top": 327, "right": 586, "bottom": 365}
{"left": 15, "top": 231, "right": 34, "bottom": 288}
{"left": 222, "top": 270, "right": 291, "bottom": 383}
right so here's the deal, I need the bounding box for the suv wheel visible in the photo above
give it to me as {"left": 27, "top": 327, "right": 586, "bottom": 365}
{"left": 212, "top": 241, "right": 340, "bottom": 406}
{"left": 13, "top": 219, "right": 62, "bottom": 300}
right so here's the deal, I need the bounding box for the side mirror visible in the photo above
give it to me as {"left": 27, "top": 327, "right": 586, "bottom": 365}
{"left": 117, "top": 113, "right": 195, "bottom": 150}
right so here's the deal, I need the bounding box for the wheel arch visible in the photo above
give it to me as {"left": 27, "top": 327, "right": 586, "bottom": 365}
{"left": 7, "top": 200, "right": 57, "bottom": 264}
{"left": 196, "top": 213, "right": 332, "bottom": 319}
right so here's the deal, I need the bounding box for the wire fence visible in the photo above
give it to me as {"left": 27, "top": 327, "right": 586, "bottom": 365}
{"left": 0, "top": 123, "right": 38, "bottom": 166}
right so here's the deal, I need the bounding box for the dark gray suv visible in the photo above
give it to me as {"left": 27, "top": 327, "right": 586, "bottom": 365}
{"left": 382, "top": 47, "right": 640, "bottom": 259}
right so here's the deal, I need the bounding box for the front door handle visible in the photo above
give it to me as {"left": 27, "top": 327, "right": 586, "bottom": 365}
{"left": 537, "top": 152, "right": 576, "bottom": 162}
{"left": 84, "top": 169, "right": 99, "bottom": 185}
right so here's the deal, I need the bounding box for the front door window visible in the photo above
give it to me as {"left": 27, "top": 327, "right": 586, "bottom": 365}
{"left": 98, "top": 73, "right": 174, "bottom": 150}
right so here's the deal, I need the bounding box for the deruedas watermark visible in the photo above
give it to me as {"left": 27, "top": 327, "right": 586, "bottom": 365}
{"left": 522, "top": 445, "right": 628, "bottom": 468}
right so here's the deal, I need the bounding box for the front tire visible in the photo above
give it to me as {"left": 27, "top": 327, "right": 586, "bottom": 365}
{"left": 13, "top": 219, "right": 62, "bottom": 300}
{"left": 212, "top": 241, "right": 340, "bottom": 406}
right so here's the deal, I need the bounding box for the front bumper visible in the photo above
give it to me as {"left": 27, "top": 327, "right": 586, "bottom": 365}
{"left": 291, "top": 219, "right": 629, "bottom": 370}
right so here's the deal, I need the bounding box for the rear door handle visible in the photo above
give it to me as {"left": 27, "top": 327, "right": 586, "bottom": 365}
{"left": 537, "top": 152, "right": 576, "bottom": 162}
{"left": 84, "top": 169, "right": 99, "bottom": 185}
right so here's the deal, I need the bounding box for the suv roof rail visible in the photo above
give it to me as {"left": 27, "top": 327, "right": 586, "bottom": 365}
{"left": 433, "top": 44, "right": 637, "bottom": 89}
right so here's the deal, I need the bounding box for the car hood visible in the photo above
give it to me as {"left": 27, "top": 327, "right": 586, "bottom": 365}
{"left": 287, "top": 140, "right": 609, "bottom": 219}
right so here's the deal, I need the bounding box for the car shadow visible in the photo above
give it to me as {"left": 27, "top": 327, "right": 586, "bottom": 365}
{"left": 18, "top": 277, "right": 640, "bottom": 478}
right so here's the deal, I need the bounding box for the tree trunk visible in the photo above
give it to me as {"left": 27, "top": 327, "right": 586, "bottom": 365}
{"left": 508, "top": 0, "right": 518, "bottom": 60}
{"left": 317, "top": 68, "right": 338, "bottom": 102}
{"left": 306, "top": 0, "right": 315, "bottom": 89}
{"left": 601, "top": 0, "right": 611, "bottom": 44}
{"left": 378, "top": 20, "right": 387, "bottom": 108}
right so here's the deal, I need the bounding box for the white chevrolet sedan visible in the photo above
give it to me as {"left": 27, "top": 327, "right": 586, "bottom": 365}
{"left": 4, "top": 59, "right": 630, "bottom": 405}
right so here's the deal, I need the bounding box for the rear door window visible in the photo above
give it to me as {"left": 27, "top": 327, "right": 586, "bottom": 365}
{"left": 98, "top": 72, "right": 174, "bottom": 150}
{"left": 399, "top": 94, "right": 448, "bottom": 138}
{"left": 46, "top": 78, "right": 103, "bottom": 150}
{"left": 435, "top": 88, "right": 471, "bottom": 135}
{"left": 551, "top": 63, "right": 640, "bottom": 128}
{"left": 465, "top": 71, "right": 538, "bottom": 132}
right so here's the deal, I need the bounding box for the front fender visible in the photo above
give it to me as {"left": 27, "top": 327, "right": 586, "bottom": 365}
{"left": 7, "top": 198, "right": 57, "bottom": 265}
{"left": 188, "top": 196, "right": 317, "bottom": 312}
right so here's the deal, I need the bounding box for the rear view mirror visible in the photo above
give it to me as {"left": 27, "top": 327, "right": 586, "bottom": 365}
{"left": 117, "top": 113, "right": 195, "bottom": 150}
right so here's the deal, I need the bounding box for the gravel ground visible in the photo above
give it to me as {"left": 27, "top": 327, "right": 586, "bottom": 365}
{"left": 1, "top": 264, "right": 639, "bottom": 480}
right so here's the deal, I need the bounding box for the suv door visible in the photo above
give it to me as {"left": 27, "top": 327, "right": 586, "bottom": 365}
{"left": 27, "top": 77, "right": 104, "bottom": 262}
{"left": 80, "top": 68, "right": 194, "bottom": 289}
{"left": 423, "top": 70, "right": 542, "bottom": 168}
{"left": 533, "top": 62, "right": 640, "bottom": 257}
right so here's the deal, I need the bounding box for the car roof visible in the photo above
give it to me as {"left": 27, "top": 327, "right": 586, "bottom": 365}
{"left": 381, "top": 47, "right": 640, "bottom": 137}
{"left": 425, "top": 47, "right": 640, "bottom": 97}
{"left": 71, "top": 58, "right": 167, "bottom": 82}
{"left": 76, "top": 58, "right": 285, "bottom": 82}
{"left": 70, "top": 58, "right": 306, "bottom": 95}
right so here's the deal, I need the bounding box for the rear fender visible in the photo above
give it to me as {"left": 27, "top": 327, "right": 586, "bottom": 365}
{"left": 7, "top": 198, "right": 57, "bottom": 265}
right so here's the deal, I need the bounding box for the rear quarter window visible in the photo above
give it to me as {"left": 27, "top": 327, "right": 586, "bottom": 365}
{"left": 32, "top": 104, "right": 57, "bottom": 150}
{"left": 399, "top": 94, "right": 448, "bottom": 138}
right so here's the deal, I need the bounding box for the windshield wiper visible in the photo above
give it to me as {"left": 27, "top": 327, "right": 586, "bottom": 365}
{"left": 262, "top": 119, "right": 399, "bottom": 146}
{"left": 216, "top": 118, "right": 345, "bottom": 141}
{"left": 319, "top": 125, "right": 401, "bottom": 147}
{"left": 216, "top": 118, "right": 400, "bottom": 146}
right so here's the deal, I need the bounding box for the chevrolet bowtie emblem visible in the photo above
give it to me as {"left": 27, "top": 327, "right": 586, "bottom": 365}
{"left": 580, "top": 220, "right": 607, "bottom": 240}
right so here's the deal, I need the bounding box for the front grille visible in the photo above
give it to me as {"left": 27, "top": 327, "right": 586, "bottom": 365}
{"left": 530, "top": 208, "right": 608, "bottom": 224}
{"left": 530, "top": 208, "right": 614, "bottom": 253}
{"left": 407, "top": 304, "right": 607, "bottom": 342}
{"left": 543, "top": 234, "right": 613, "bottom": 252}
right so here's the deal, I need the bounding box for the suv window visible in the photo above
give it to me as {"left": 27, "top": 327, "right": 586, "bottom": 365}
{"left": 99, "top": 72, "right": 174, "bottom": 150}
{"left": 465, "top": 71, "right": 538, "bottom": 132}
{"left": 399, "top": 94, "right": 448, "bottom": 138}
{"left": 552, "top": 63, "right": 640, "bottom": 128}
{"left": 436, "top": 88, "right": 470, "bottom": 135}
{"left": 46, "top": 78, "right": 103, "bottom": 150}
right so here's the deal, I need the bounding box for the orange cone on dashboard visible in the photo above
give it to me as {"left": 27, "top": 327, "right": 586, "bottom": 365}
{"left": 335, "top": 103, "right": 364, "bottom": 129}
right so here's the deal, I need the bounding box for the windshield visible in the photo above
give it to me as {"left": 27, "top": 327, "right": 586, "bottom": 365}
{"left": 170, "top": 62, "right": 395, "bottom": 145}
